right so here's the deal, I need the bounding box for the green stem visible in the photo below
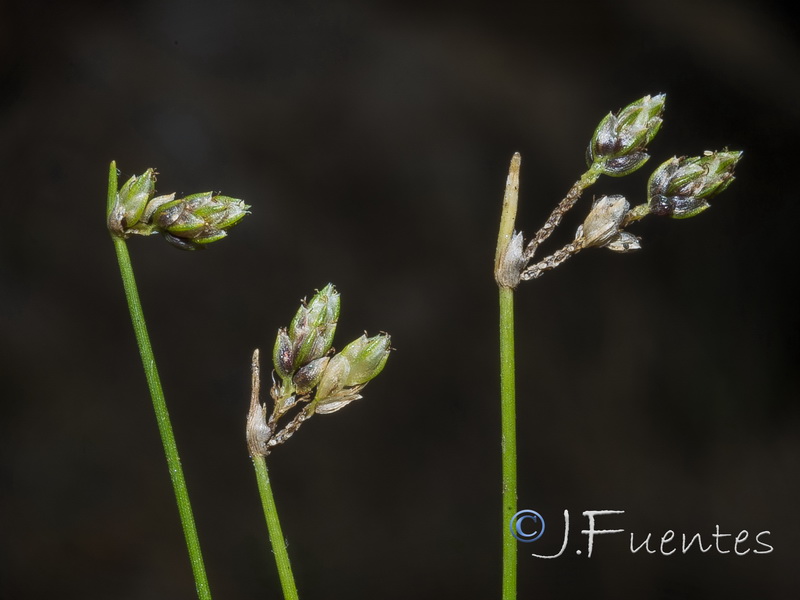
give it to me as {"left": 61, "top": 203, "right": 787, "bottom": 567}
{"left": 495, "top": 153, "right": 520, "bottom": 600}
{"left": 252, "top": 455, "right": 300, "bottom": 600}
{"left": 106, "top": 162, "right": 213, "bottom": 600}
{"left": 499, "top": 286, "right": 517, "bottom": 600}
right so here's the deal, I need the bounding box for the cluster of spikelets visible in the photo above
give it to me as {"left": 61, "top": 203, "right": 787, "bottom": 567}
{"left": 496, "top": 94, "right": 742, "bottom": 288}
{"left": 107, "top": 94, "right": 740, "bottom": 458}
{"left": 107, "top": 169, "right": 391, "bottom": 456}
{"left": 107, "top": 168, "right": 249, "bottom": 250}
{"left": 247, "top": 284, "right": 391, "bottom": 456}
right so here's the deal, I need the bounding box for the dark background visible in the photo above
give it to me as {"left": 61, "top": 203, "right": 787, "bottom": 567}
{"left": 2, "top": 0, "right": 799, "bottom": 598}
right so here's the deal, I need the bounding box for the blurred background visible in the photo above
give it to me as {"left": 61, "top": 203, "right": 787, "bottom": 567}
{"left": 2, "top": 0, "right": 799, "bottom": 598}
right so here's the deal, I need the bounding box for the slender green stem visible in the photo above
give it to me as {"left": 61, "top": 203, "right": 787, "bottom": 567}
{"left": 252, "top": 455, "right": 300, "bottom": 600}
{"left": 495, "top": 153, "right": 521, "bottom": 600}
{"left": 106, "top": 162, "right": 213, "bottom": 600}
{"left": 499, "top": 286, "right": 517, "bottom": 600}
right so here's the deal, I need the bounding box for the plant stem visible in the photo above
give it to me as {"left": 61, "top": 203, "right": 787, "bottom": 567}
{"left": 252, "top": 455, "right": 300, "bottom": 600}
{"left": 498, "top": 286, "right": 517, "bottom": 600}
{"left": 495, "top": 153, "right": 520, "bottom": 600}
{"left": 106, "top": 162, "right": 213, "bottom": 600}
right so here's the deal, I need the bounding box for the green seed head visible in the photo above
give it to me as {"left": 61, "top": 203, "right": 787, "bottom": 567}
{"left": 338, "top": 333, "right": 392, "bottom": 386}
{"left": 647, "top": 150, "right": 742, "bottom": 219}
{"left": 151, "top": 192, "right": 250, "bottom": 250}
{"left": 107, "top": 168, "right": 156, "bottom": 237}
{"left": 288, "top": 284, "right": 340, "bottom": 370}
{"left": 587, "top": 94, "right": 666, "bottom": 177}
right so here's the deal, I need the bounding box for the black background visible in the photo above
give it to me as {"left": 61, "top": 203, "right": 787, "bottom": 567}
{"left": 2, "top": 1, "right": 799, "bottom": 598}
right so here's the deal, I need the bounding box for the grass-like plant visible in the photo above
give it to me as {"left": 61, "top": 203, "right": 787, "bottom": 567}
{"left": 246, "top": 284, "right": 391, "bottom": 599}
{"left": 105, "top": 94, "right": 739, "bottom": 600}
{"left": 106, "top": 161, "right": 249, "bottom": 599}
{"left": 106, "top": 162, "right": 390, "bottom": 599}
{"left": 494, "top": 94, "right": 741, "bottom": 600}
